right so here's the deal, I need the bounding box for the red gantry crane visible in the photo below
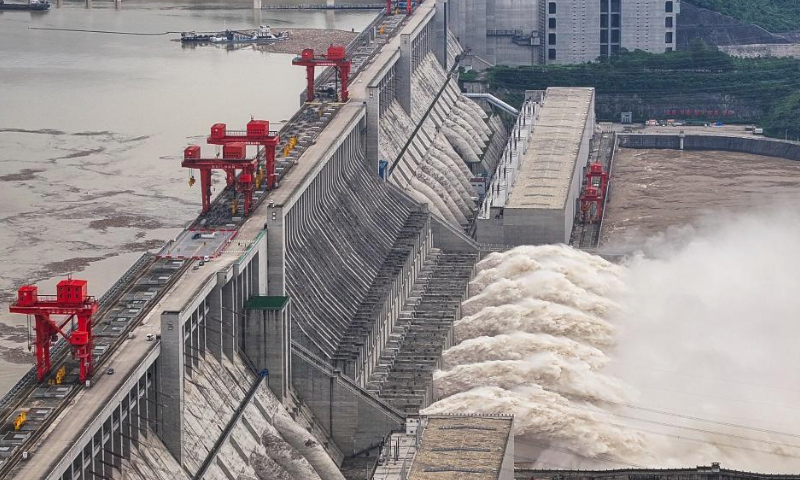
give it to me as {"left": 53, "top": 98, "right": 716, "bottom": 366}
{"left": 9, "top": 279, "right": 98, "bottom": 383}
{"left": 579, "top": 185, "right": 603, "bottom": 223}
{"left": 292, "top": 45, "right": 351, "bottom": 103}
{"left": 586, "top": 162, "right": 609, "bottom": 194}
{"left": 183, "top": 120, "right": 280, "bottom": 216}
{"left": 579, "top": 162, "right": 609, "bottom": 224}
{"left": 183, "top": 143, "right": 257, "bottom": 215}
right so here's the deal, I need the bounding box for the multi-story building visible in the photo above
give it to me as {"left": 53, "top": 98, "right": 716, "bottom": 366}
{"left": 449, "top": 0, "right": 679, "bottom": 67}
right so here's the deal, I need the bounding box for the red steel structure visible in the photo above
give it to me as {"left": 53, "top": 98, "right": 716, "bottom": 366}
{"left": 292, "top": 45, "right": 351, "bottom": 103}
{"left": 9, "top": 279, "right": 98, "bottom": 383}
{"left": 207, "top": 120, "right": 281, "bottom": 190}
{"left": 183, "top": 120, "right": 280, "bottom": 216}
{"left": 586, "top": 162, "right": 609, "bottom": 194}
{"left": 579, "top": 162, "right": 609, "bottom": 224}
{"left": 182, "top": 143, "right": 259, "bottom": 215}
{"left": 579, "top": 185, "right": 603, "bottom": 224}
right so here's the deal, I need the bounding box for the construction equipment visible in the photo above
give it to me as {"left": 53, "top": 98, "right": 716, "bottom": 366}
{"left": 586, "top": 162, "right": 608, "bottom": 193}
{"left": 9, "top": 279, "right": 99, "bottom": 383}
{"left": 207, "top": 120, "right": 281, "bottom": 190}
{"left": 292, "top": 45, "right": 352, "bottom": 103}
{"left": 182, "top": 120, "right": 280, "bottom": 216}
{"left": 578, "top": 162, "right": 608, "bottom": 224}
{"left": 579, "top": 185, "right": 603, "bottom": 224}
{"left": 13, "top": 410, "right": 27, "bottom": 431}
{"left": 283, "top": 136, "right": 298, "bottom": 157}
{"left": 55, "top": 366, "right": 66, "bottom": 385}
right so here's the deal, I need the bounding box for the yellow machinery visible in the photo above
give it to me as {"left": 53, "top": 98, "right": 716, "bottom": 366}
{"left": 55, "top": 366, "right": 66, "bottom": 385}
{"left": 255, "top": 166, "right": 264, "bottom": 189}
{"left": 231, "top": 198, "right": 239, "bottom": 216}
{"left": 14, "top": 410, "right": 27, "bottom": 431}
{"left": 282, "top": 136, "right": 299, "bottom": 157}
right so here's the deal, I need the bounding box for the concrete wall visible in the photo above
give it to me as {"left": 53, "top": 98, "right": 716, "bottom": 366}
{"left": 44, "top": 349, "right": 161, "bottom": 480}
{"left": 430, "top": 215, "right": 482, "bottom": 252}
{"left": 503, "top": 208, "right": 566, "bottom": 245}
{"left": 291, "top": 345, "right": 405, "bottom": 456}
{"left": 621, "top": 0, "right": 678, "bottom": 53}
{"left": 619, "top": 134, "right": 800, "bottom": 161}
{"left": 546, "top": 0, "right": 601, "bottom": 64}
{"left": 499, "top": 425, "right": 515, "bottom": 480}
{"left": 719, "top": 43, "right": 800, "bottom": 59}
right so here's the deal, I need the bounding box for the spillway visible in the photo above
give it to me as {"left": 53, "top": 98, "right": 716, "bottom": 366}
{"left": 425, "top": 235, "right": 800, "bottom": 472}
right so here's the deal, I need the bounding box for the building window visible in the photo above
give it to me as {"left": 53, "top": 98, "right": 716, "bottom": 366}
{"left": 611, "top": 29, "right": 620, "bottom": 42}
{"left": 665, "top": 1, "right": 673, "bottom": 12}
{"left": 548, "top": 33, "right": 557, "bottom": 45}
{"left": 601, "top": 44, "right": 609, "bottom": 56}
{"left": 665, "top": 31, "right": 673, "bottom": 43}
{"left": 601, "top": 0, "right": 609, "bottom": 12}
{"left": 665, "top": 16, "right": 673, "bottom": 28}
{"left": 611, "top": 0, "right": 620, "bottom": 12}
{"left": 548, "top": 48, "right": 557, "bottom": 60}
{"left": 601, "top": 13, "right": 608, "bottom": 27}
{"left": 666, "top": 47, "right": 673, "bottom": 52}
{"left": 600, "top": 30, "right": 608, "bottom": 43}
{"left": 611, "top": 14, "right": 620, "bottom": 27}
{"left": 548, "top": 1, "right": 556, "bottom": 14}
{"left": 549, "top": 17, "right": 557, "bottom": 29}
{"left": 611, "top": 44, "right": 620, "bottom": 54}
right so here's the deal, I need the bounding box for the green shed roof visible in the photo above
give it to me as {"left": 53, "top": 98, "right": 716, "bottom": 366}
{"left": 244, "top": 296, "right": 290, "bottom": 310}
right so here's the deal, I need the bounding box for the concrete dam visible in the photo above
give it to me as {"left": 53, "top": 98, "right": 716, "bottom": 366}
{"left": 0, "top": 3, "right": 511, "bottom": 480}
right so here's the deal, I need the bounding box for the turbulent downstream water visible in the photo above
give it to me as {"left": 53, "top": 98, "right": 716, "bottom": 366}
{"left": 425, "top": 194, "right": 800, "bottom": 471}
{"left": 601, "top": 148, "right": 800, "bottom": 250}
{"left": 0, "top": 0, "right": 376, "bottom": 393}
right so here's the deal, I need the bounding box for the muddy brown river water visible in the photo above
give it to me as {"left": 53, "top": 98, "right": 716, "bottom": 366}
{"left": 601, "top": 148, "right": 800, "bottom": 250}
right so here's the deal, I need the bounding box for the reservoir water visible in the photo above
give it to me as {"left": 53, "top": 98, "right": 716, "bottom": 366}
{"left": 0, "top": 0, "right": 378, "bottom": 393}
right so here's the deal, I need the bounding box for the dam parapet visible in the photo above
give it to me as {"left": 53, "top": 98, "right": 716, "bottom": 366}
{"left": 619, "top": 133, "right": 800, "bottom": 161}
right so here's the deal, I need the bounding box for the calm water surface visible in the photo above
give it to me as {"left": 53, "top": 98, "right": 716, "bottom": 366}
{"left": 0, "top": 0, "right": 377, "bottom": 392}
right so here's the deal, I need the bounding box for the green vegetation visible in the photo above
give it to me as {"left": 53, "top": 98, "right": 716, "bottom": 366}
{"left": 687, "top": 0, "right": 800, "bottom": 33}
{"left": 481, "top": 43, "right": 800, "bottom": 139}
{"left": 763, "top": 92, "right": 800, "bottom": 140}
{"left": 459, "top": 68, "right": 478, "bottom": 82}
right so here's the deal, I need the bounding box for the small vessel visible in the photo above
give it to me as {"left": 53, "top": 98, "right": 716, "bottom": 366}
{"left": 0, "top": 0, "right": 51, "bottom": 10}
{"left": 180, "top": 25, "right": 289, "bottom": 44}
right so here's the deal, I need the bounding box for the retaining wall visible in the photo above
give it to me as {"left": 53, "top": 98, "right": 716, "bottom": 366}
{"left": 619, "top": 134, "right": 800, "bottom": 161}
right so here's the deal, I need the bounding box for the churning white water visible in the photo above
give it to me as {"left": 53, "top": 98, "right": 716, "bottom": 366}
{"left": 424, "top": 208, "right": 800, "bottom": 472}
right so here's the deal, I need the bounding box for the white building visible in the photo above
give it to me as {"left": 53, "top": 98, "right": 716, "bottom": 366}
{"left": 450, "top": 0, "right": 679, "bottom": 67}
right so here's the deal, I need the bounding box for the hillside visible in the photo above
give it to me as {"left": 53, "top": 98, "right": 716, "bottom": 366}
{"left": 686, "top": 0, "right": 800, "bottom": 34}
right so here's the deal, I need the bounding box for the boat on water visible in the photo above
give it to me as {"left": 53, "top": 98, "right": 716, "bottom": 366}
{"left": 180, "top": 25, "right": 289, "bottom": 44}
{"left": 0, "top": 0, "right": 50, "bottom": 10}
